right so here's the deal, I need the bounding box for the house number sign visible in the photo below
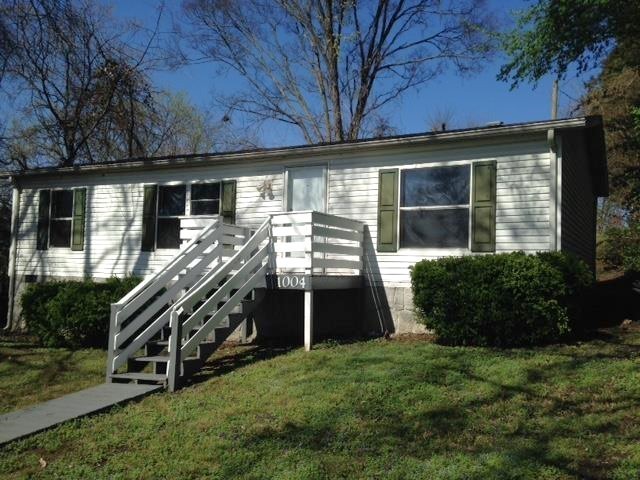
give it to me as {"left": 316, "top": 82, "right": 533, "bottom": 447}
{"left": 266, "top": 274, "right": 311, "bottom": 290}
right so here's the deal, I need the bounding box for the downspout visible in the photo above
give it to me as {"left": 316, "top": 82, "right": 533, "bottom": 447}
{"left": 5, "top": 179, "right": 21, "bottom": 331}
{"left": 547, "top": 129, "right": 562, "bottom": 251}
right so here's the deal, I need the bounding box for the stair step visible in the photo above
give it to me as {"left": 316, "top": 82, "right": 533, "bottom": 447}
{"left": 132, "top": 355, "right": 170, "bottom": 363}
{"left": 133, "top": 355, "right": 199, "bottom": 363}
{"left": 110, "top": 372, "right": 166, "bottom": 384}
{"left": 149, "top": 339, "right": 217, "bottom": 348}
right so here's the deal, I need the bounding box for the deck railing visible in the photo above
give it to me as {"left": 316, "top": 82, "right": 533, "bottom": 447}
{"left": 270, "top": 211, "right": 364, "bottom": 275}
{"left": 106, "top": 210, "right": 365, "bottom": 385}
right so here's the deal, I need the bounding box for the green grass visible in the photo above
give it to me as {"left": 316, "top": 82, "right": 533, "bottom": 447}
{"left": 1, "top": 328, "right": 640, "bottom": 479}
{"left": 0, "top": 335, "right": 106, "bottom": 414}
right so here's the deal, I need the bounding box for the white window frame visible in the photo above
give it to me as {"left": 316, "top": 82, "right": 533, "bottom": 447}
{"left": 397, "top": 161, "right": 474, "bottom": 254}
{"left": 48, "top": 187, "right": 78, "bottom": 249}
{"left": 283, "top": 164, "right": 328, "bottom": 213}
{"left": 189, "top": 181, "right": 222, "bottom": 217}
{"left": 155, "top": 184, "right": 187, "bottom": 250}
{"left": 150, "top": 181, "right": 225, "bottom": 250}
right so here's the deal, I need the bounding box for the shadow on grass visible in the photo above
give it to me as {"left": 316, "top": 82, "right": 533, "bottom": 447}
{"left": 186, "top": 341, "right": 296, "bottom": 386}
{"left": 232, "top": 330, "right": 640, "bottom": 479}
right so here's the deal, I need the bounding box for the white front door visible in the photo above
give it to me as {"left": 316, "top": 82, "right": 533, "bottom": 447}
{"left": 286, "top": 165, "right": 326, "bottom": 212}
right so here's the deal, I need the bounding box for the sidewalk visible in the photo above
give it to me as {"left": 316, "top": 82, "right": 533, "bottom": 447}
{"left": 0, "top": 383, "right": 162, "bottom": 445}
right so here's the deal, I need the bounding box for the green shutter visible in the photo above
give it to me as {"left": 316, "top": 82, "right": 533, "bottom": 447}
{"left": 141, "top": 185, "right": 157, "bottom": 252}
{"left": 37, "top": 190, "right": 51, "bottom": 251}
{"left": 221, "top": 180, "right": 236, "bottom": 224}
{"left": 471, "top": 161, "right": 496, "bottom": 252}
{"left": 71, "top": 188, "right": 87, "bottom": 251}
{"left": 377, "top": 169, "right": 399, "bottom": 252}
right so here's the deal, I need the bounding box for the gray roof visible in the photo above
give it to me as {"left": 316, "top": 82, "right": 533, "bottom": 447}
{"left": 2, "top": 116, "right": 607, "bottom": 195}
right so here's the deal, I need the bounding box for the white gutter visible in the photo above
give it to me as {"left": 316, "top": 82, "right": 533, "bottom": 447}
{"left": 547, "top": 129, "right": 562, "bottom": 252}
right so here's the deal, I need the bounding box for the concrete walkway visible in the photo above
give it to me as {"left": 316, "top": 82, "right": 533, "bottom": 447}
{"left": 0, "top": 383, "right": 162, "bottom": 445}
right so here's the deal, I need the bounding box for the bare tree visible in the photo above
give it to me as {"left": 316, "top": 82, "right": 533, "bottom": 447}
{"left": 180, "top": 0, "right": 496, "bottom": 143}
{"left": 0, "top": 0, "right": 165, "bottom": 168}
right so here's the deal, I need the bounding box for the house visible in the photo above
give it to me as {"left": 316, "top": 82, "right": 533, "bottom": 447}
{"left": 3, "top": 116, "right": 607, "bottom": 389}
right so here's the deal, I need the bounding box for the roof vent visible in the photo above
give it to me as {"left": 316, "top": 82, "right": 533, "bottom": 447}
{"left": 485, "top": 121, "right": 504, "bottom": 127}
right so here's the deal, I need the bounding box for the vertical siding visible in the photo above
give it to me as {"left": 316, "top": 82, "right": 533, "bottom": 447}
{"left": 560, "top": 132, "right": 597, "bottom": 270}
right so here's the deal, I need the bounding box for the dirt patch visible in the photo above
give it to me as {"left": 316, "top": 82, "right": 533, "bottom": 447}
{"left": 390, "top": 332, "right": 436, "bottom": 343}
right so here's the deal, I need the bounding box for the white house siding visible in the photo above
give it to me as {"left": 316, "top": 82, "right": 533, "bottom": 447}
{"left": 14, "top": 134, "right": 554, "bottom": 286}
{"left": 14, "top": 163, "right": 285, "bottom": 280}
{"left": 11, "top": 132, "right": 559, "bottom": 332}
{"left": 560, "top": 132, "right": 597, "bottom": 271}
{"left": 327, "top": 135, "right": 552, "bottom": 286}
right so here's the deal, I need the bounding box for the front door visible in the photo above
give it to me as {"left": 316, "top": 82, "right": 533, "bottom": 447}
{"left": 286, "top": 165, "right": 326, "bottom": 212}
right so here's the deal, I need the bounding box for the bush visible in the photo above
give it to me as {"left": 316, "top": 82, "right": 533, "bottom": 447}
{"left": 600, "top": 225, "right": 640, "bottom": 274}
{"left": 410, "top": 252, "right": 593, "bottom": 347}
{"left": 21, "top": 276, "right": 141, "bottom": 349}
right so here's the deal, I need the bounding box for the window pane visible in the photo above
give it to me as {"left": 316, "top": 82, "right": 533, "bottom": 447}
{"left": 157, "top": 218, "right": 181, "bottom": 249}
{"left": 192, "top": 183, "right": 220, "bottom": 200}
{"left": 401, "top": 165, "right": 470, "bottom": 207}
{"left": 50, "top": 219, "right": 72, "bottom": 247}
{"left": 400, "top": 209, "right": 469, "bottom": 248}
{"left": 191, "top": 200, "right": 220, "bottom": 215}
{"left": 51, "top": 190, "right": 73, "bottom": 218}
{"left": 158, "top": 185, "right": 185, "bottom": 216}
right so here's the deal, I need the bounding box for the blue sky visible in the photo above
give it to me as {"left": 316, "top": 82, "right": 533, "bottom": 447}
{"left": 105, "top": 0, "right": 590, "bottom": 147}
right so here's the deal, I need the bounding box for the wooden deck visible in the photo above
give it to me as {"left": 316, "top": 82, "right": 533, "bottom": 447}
{"left": 0, "top": 383, "right": 161, "bottom": 445}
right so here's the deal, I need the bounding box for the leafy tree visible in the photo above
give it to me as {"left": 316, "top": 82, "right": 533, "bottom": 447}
{"left": 582, "top": 39, "right": 640, "bottom": 224}
{"left": 498, "top": 0, "right": 640, "bottom": 87}
{"left": 500, "top": 0, "right": 640, "bottom": 225}
{"left": 181, "top": 0, "right": 496, "bottom": 143}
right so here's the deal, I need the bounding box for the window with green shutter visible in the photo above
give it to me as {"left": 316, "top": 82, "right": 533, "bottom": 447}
{"left": 391, "top": 162, "right": 497, "bottom": 251}
{"left": 37, "top": 188, "right": 87, "bottom": 250}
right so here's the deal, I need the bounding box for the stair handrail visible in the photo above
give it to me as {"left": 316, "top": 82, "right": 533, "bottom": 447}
{"left": 112, "top": 217, "right": 222, "bottom": 310}
{"left": 107, "top": 217, "right": 223, "bottom": 380}
{"left": 167, "top": 217, "right": 272, "bottom": 391}
{"left": 171, "top": 216, "right": 272, "bottom": 315}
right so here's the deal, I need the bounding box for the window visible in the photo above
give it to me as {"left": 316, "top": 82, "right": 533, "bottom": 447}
{"left": 156, "top": 185, "right": 185, "bottom": 249}
{"left": 191, "top": 183, "right": 220, "bottom": 215}
{"left": 399, "top": 165, "right": 470, "bottom": 248}
{"left": 142, "top": 181, "right": 234, "bottom": 251}
{"left": 50, "top": 190, "right": 74, "bottom": 247}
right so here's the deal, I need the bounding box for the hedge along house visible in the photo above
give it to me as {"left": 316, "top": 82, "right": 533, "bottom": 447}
{"left": 3, "top": 116, "right": 606, "bottom": 388}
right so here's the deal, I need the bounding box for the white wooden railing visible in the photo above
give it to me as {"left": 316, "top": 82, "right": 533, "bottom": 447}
{"left": 167, "top": 217, "right": 272, "bottom": 390}
{"left": 271, "top": 211, "right": 364, "bottom": 275}
{"left": 106, "top": 216, "right": 250, "bottom": 377}
{"left": 107, "top": 211, "right": 364, "bottom": 387}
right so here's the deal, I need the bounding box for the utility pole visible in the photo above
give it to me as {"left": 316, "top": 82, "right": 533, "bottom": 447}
{"left": 551, "top": 79, "right": 559, "bottom": 119}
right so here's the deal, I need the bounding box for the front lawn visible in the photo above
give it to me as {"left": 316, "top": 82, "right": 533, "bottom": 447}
{"left": 0, "top": 335, "right": 106, "bottom": 414}
{"left": 1, "top": 327, "right": 640, "bottom": 479}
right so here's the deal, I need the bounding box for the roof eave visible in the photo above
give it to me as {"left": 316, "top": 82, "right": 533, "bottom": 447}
{"left": 4, "top": 117, "right": 592, "bottom": 180}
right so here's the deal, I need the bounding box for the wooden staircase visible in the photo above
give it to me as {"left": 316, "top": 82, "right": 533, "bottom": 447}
{"left": 106, "top": 217, "right": 270, "bottom": 391}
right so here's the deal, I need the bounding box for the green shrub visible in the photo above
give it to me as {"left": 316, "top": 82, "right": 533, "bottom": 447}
{"left": 410, "top": 252, "right": 593, "bottom": 347}
{"left": 599, "top": 225, "right": 640, "bottom": 274}
{"left": 21, "top": 276, "right": 141, "bottom": 349}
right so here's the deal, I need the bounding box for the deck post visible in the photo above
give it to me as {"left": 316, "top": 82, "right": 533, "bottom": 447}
{"left": 106, "top": 304, "right": 119, "bottom": 382}
{"left": 304, "top": 290, "right": 314, "bottom": 351}
{"left": 168, "top": 309, "right": 182, "bottom": 392}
